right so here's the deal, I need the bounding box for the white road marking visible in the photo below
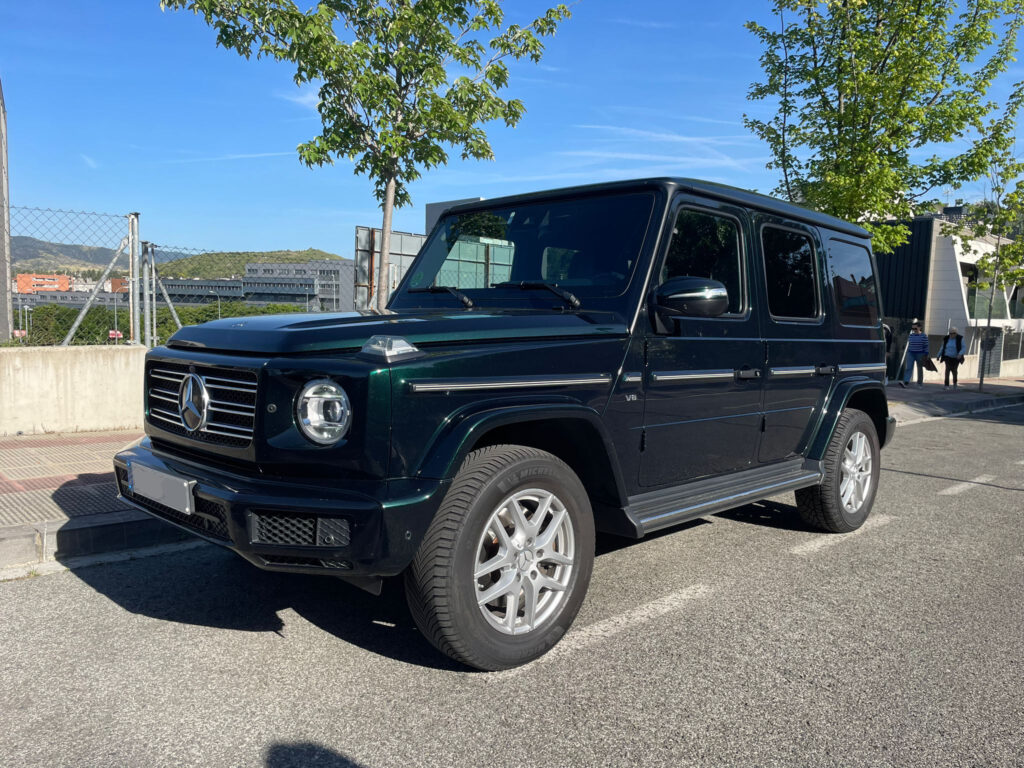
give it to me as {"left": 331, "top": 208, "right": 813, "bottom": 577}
{"left": 938, "top": 475, "right": 996, "bottom": 496}
{"left": 1015, "top": 460, "right": 1024, "bottom": 466}
{"left": 790, "top": 514, "right": 894, "bottom": 555}
{"left": 497, "top": 584, "right": 711, "bottom": 676}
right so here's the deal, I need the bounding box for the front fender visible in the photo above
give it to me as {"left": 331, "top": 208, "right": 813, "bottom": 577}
{"left": 414, "top": 402, "right": 627, "bottom": 502}
{"left": 807, "top": 378, "right": 893, "bottom": 460}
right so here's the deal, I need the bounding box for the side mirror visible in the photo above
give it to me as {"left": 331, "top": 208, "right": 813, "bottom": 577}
{"left": 655, "top": 276, "right": 729, "bottom": 318}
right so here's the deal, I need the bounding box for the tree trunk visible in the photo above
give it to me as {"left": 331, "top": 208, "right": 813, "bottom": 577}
{"left": 375, "top": 177, "right": 397, "bottom": 314}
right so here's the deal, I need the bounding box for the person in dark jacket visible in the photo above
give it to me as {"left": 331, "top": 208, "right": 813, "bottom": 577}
{"left": 900, "top": 321, "right": 930, "bottom": 388}
{"left": 938, "top": 326, "right": 965, "bottom": 390}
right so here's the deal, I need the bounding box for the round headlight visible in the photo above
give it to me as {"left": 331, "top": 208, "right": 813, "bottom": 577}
{"left": 296, "top": 379, "right": 352, "bottom": 445}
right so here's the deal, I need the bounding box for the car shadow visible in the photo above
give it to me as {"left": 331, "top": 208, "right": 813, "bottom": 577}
{"left": 265, "top": 743, "right": 369, "bottom": 768}
{"left": 714, "top": 498, "right": 820, "bottom": 532}
{"left": 68, "top": 537, "right": 465, "bottom": 671}
{"left": 67, "top": 502, "right": 804, "bottom": 671}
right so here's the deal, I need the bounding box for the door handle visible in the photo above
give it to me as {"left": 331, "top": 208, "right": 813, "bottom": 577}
{"left": 815, "top": 365, "right": 835, "bottom": 376}
{"left": 735, "top": 368, "right": 762, "bottom": 380}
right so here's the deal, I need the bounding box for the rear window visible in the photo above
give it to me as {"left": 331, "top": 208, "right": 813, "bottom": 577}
{"left": 828, "top": 239, "right": 880, "bottom": 326}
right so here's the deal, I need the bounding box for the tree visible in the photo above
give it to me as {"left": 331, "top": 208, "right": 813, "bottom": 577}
{"left": 943, "top": 145, "right": 1024, "bottom": 390}
{"left": 745, "top": 0, "right": 1024, "bottom": 253}
{"left": 161, "top": 0, "right": 570, "bottom": 312}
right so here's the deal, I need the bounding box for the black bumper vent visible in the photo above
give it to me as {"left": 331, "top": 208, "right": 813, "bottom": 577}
{"left": 252, "top": 511, "right": 350, "bottom": 547}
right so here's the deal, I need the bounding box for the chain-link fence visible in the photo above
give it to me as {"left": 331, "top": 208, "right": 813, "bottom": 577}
{"left": 4, "top": 206, "right": 360, "bottom": 347}
{"left": 4, "top": 205, "right": 135, "bottom": 346}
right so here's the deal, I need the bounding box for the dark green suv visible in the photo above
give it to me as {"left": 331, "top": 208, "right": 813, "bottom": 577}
{"left": 114, "top": 178, "right": 894, "bottom": 670}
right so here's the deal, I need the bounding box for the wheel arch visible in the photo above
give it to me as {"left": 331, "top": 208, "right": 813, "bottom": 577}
{"left": 415, "top": 404, "right": 629, "bottom": 513}
{"left": 808, "top": 379, "right": 891, "bottom": 461}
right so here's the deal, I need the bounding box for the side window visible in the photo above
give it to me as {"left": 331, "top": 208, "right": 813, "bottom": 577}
{"left": 761, "top": 226, "right": 819, "bottom": 320}
{"left": 828, "top": 239, "right": 880, "bottom": 326}
{"left": 662, "top": 208, "right": 744, "bottom": 315}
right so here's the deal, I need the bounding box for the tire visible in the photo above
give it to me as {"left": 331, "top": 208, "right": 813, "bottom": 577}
{"left": 796, "top": 408, "right": 880, "bottom": 533}
{"left": 404, "top": 445, "right": 595, "bottom": 671}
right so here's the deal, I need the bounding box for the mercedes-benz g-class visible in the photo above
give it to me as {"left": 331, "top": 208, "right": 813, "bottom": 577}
{"left": 114, "top": 178, "right": 895, "bottom": 670}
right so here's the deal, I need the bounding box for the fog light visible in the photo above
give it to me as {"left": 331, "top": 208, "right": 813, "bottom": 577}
{"left": 296, "top": 379, "right": 352, "bottom": 445}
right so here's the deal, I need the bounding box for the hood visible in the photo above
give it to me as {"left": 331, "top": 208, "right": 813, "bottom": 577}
{"left": 165, "top": 309, "right": 629, "bottom": 355}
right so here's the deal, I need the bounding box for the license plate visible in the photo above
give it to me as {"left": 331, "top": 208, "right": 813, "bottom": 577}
{"left": 127, "top": 462, "right": 196, "bottom": 515}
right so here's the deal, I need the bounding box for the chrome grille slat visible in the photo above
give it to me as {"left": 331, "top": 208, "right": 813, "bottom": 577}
{"left": 146, "top": 363, "right": 258, "bottom": 447}
{"left": 208, "top": 404, "right": 255, "bottom": 416}
{"left": 204, "top": 382, "right": 259, "bottom": 394}
{"left": 150, "top": 408, "right": 184, "bottom": 427}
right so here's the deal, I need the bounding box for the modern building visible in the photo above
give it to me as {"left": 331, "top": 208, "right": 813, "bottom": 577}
{"left": 244, "top": 260, "right": 354, "bottom": 310}
{"left": 16, "top": 272, "right": 71, "bottom": 293}
{"left": 878, "top": 213, "right": 1024, "bottom": 379}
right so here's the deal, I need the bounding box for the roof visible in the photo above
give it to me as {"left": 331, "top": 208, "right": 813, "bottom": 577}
{"left": 443, "top": 177, "right": 871, "bottom": 240}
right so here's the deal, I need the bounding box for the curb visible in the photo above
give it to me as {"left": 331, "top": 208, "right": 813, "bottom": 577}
{"left": 0, "top": 509, "right": 191, "bottom": 571}
{"left": 892, "top": 393, "right": 1024, "bottom": 426}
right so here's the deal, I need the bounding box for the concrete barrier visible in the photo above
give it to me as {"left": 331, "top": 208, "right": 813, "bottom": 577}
{"left": 0, "top": 346, "right": 147, "bottom": 435}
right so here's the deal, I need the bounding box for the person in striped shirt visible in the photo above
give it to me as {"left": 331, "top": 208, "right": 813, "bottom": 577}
{"left": 900, "top": 321, "right": 930, "bottom": 388}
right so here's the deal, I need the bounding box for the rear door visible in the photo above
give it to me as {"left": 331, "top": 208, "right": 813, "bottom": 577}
{"left": 755, "top": 217, "right": 835, "bottom": 464}
{"left": 640, "top": 196, "right": 763, "bottom": 487}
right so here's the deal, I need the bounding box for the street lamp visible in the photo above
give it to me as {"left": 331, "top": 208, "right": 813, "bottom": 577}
{"left": 208, "top": 289, "right": 221, "bottom": 319}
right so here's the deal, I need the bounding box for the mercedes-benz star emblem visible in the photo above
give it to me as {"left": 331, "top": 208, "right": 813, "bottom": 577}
{"left": 178, "top": 373, "right": 209, "bottom": 432}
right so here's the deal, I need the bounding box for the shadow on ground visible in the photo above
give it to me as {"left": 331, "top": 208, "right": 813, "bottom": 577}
{"left": 265, "top": 742, "right": 368, "bottom": 768}
{"left": 66, "top": 495, "right": 828, "bottom": 670}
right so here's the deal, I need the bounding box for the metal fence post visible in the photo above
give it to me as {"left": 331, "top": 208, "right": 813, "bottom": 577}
{"left": 142, "top": 241, "right": 151, "bottom": 347}
{"left": 129, "top": 213, "right": 140, "bottom": 345}
{"left": 0, "top": 77, "right": 11, "bottom": 342}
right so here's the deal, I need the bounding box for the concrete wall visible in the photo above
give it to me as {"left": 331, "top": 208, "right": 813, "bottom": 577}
{"left": 0, "top": 346, "right": 146, "bottom": 435}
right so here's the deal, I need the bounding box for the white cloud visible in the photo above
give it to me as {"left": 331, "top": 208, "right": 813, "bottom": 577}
{"left": 160, "top": 151, "right": 296, "bottom": 165}
{"left": 80, "top": 154, "right": 98, "bottom": 169}
{"left": 278, "top": 88, "right": 320, "bottom": 110}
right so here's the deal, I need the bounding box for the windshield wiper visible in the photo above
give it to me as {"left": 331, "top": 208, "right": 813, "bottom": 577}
{"left": 408, "top": 285, "right": 474, "bottom": 308}
{"left": 491, "top": 280, "right": 581, "bottom": 309}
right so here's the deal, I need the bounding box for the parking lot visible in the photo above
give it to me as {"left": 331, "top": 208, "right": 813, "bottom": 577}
{"left": 1, "top": 405, "right": 1022, "bottom": 768}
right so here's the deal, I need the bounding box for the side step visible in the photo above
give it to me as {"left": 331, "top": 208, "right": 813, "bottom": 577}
{"left": 625, "top": 459, "right": 823, "bottom": 537}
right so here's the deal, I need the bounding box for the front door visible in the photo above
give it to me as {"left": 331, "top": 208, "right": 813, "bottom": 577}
{"left": 640, "top": 198, "right": 763, "bottom": 487}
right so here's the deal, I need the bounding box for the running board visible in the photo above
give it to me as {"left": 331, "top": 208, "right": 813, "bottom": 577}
{"left": 625, "top": 459, "right": 823, "bottom": 537}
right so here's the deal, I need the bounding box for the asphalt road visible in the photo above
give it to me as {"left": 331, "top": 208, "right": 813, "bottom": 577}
{"left": 2, "top": 406, "right": 1023, "bottom": 768}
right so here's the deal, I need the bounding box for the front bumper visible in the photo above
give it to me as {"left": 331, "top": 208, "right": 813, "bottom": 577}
{"left": 113, "top": 438, "right": 449, "bottom": 582}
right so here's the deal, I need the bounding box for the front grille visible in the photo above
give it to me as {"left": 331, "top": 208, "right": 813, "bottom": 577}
{"left": 253, "top": 511, "right": 351, "bottom": 547}
{"left": 116, "top": 466, "right": 231, "bottom": 541}
{"left": 147, "top": 362, "right": 258, "bottom": 448}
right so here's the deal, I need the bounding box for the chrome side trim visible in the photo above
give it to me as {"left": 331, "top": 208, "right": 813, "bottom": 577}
{"left": 838, "top": 363, "right": 887, "bottom": 373}
{"left": 621, "top": 372, "right": 643, "bottom": 383}
{"left": 650, "top": 369, "right": 734, "bottom": 383}
{"left": 638, "top": 472, "right": 822, "bottom": 527}
{"left": 769, "top": 366, "right": 816, "bottom": 377}
{"left": 408, "top": 374, "right": 613, "bottom": 393}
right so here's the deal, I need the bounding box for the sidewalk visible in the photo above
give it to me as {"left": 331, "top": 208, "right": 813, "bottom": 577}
{"left": 2, "top": 376, "right": 1023, "bottom": 573}
{"left": 0, "top": 430, "right": 188, "bottom": 572}
{"left": 885, "top": 374, "right": 1024, "bottom": 424}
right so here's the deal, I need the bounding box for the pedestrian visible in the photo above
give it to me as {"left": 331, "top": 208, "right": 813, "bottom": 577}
{"left": 938, "top": 326, "right": 965, "bottom": 390}
{"left": 900, "top": 321, "right": 929, "bottom": 388}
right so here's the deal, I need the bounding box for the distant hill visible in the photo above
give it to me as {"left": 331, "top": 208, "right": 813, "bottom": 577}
{"left": 11, "top": 237, "right": 348, "bottom": 279}
{"left": 154, "top": 248, "right": 348, "bottom": 279}
{"left": 11, "top": 236, "right": 120, "bottom": 274}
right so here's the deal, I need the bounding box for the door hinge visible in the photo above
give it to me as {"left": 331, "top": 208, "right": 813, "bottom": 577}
{"left": 640, "top": 429, "right": 647, "bottom": 452}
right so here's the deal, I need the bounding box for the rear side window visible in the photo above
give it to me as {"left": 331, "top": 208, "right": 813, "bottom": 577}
{"left": 761, "top": 226, "right": 819, "bottom": 320}
{"left": 828, "top": 239, "right": 880, "bottom": 326}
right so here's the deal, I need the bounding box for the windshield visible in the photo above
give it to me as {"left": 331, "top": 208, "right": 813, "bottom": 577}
{"left": 392, "top": 191, "right": 655, "bottom": 308}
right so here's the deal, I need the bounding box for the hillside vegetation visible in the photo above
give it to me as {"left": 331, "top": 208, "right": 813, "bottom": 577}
{"left": 12, "top": 237, "right": 348, "bottom": 279}
{"left": 154, "top": 248, "right": 346, "bottom": 279}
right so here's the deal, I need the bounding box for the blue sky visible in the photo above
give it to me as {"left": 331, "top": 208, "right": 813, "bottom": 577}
{"left": 0, "top": 1, "right": 1018, "bottom": 257}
